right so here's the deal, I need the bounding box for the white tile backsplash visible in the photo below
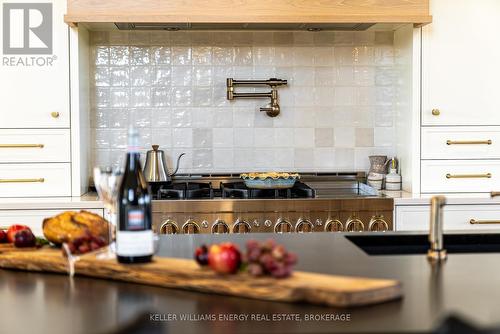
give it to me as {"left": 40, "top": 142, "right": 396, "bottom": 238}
{"left": 90, "top": 31, "right": 397, "bottom": 173}
{"left": 254, "top": 128, "right": 275, "bottom": 147}
{"left": 233, "top": 128, "right": 254, "bottom": 147}
{"left": 294, "top": 148, "right": 314, "bottom": 169}
{"left": 293, "top": 128, "right": 315, "bottom": 148}
{"left": 315, "top": 128, "right": 334, "bottom": 147}
{"left": 334, "top": 127, "right": 355, "bottom": 148}
{"left": 314, "top": 148, "right": 335, "bottom": 169}
{"left": 213, "top": 149, "right": 234, "bottom": 168}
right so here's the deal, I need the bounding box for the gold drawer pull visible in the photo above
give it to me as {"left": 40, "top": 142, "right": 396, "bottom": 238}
{"left": 446, "top": 173, "right": 492, "bottom": 179}
{"left": 0, "top": 178, "right": 45, "bottom": 183}
{"left": 0, "top": 144, "right": 44, "bottom": 148}
{"left": 446, "top": 140, "right": 492, "bottom": 145}
{"left": 470, "top": 219, "right": 500, "bottom": 225}
{"left": 492, "top": 191, "right": 500, "bottom": 197}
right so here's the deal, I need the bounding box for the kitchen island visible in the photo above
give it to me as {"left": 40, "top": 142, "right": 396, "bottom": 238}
{"left": 1, "top": 232, "right": 500, "bottom": 334}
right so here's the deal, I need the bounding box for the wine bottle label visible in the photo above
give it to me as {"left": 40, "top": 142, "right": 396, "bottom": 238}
{"left": 126, "top": 209, "right": 145, "bottom": 230}
{"left": 127, "top": 127, "right": 141, "bottom": 152}
{"left": 127, "top": 145, "right": 140, "bottom": 153}
{"left": 116, "top": 230, "right": 154, "bottom": 257}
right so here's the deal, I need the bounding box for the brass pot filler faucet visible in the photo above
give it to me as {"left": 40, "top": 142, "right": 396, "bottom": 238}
{"left": 226, "top": 78, "right": 288, "bottom": 117}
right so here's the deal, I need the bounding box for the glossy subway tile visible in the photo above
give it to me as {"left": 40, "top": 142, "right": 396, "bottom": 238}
{"left": 89, "top": 30, "right": 397, "bottom": 173}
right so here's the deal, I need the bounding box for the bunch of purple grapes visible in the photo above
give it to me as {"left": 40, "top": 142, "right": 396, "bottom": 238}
{"left": 65, "top": 232, "right": 107, "bottom": 255}
{"left": 245, "top": 239, "right": 298, "bottom": 278}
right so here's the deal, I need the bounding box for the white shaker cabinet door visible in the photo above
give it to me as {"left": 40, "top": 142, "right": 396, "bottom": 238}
{"left": 0, "top": 128, "right": 70, "bottom": 162}
{"left": 395, "top": 204, "right": 500, "bottom": 232}
{"left": 421, "top": 126, "right": 500, "bottom": 159}
{"left": 0, "top": 163, "right": 71, "bottom": 197}
{"left": 422, "top": 0, "right": 500, "bottom": 125}
{"left": 421, "top": 160, "right": 500, "bottom": 193}
{"left": 0, "top": 0, "right": 69, "bottom": 128}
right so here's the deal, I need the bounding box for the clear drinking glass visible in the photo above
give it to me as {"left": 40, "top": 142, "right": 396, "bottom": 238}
{"left": 93, "top": 166, "right": 123, "bottom": 259}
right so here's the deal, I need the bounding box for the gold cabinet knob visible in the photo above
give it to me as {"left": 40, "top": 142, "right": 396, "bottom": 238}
{"left": 51, "top": 112, "right": 60, "bottom": 118}
{"left": 431, "top": 109, "right": 440, "bottom": 116}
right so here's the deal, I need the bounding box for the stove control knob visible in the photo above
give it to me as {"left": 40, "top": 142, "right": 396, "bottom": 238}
{"left": 274, "top": 218, "right": 293, "bottom": 233}
{"left": 233, "top": 219, "right": 251, "bottom": 233}
{"left": 295, "top": 218, "right": 314, "bottom": 233}
{"left": 324, "top": 219, "right": 343, "bottom": 232}
{"left": 201, "top": 220, "right": 209, "bottom": 229}
{"left": 253, "top": 219, "right": 260, "bottom": 228}
{"left": 159, "top": 219, "right": 178, "bottom": 235}
{"left": 264, "top": 219, "right": 272, "bottom": 227}
{"left": 182, "top": 219, "right": 200, "bottom": 234}
{"left": 345, "top": 217, "right": 365, "bottom": 232}
{"left": 368, "top": 216, "right": 389, "bottom": 232}
{"left": 212, "top": 219, "right": 229, "bottom": 234}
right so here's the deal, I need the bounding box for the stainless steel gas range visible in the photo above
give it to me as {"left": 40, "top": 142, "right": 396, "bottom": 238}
{"left": 152, "top": 172, "right": 394, "bottom": 235}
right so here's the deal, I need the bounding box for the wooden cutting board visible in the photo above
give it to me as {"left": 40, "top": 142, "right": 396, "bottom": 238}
{"left": 0, "top": 245, "right": 402, "bottom": 307}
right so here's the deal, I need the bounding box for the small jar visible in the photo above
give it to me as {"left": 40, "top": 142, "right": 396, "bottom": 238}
{"left": 385, "top": 168, "right": 402, "bottom": 191}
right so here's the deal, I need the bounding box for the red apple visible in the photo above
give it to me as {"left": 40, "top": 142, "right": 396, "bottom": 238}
{"left": 7, "top": 225, "right": 31, "bottom": 243}
{"left": 0, "top": 230, "right": 7, "bottom": 243}
{"left": 208, "top": 243, "right": 242, "bottom": 274}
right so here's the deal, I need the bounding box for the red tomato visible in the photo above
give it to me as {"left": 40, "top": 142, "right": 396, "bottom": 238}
{"left": 7, "top": 225, "right": 31, "bottom": 243}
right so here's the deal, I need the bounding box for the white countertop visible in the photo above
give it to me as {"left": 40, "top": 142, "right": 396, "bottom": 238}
{"left": 383, "top": 190, "right": 500, "bottom": 206}
{"left": 0, "top": 193, "right": 104, "bottom": 210}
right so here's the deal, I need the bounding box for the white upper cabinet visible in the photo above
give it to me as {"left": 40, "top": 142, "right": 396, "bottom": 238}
{"left": 0, "top": 0, "right": 69, "bottom": 128}
{"left": 422, "top": 0, "right": 500, "bottom": 126}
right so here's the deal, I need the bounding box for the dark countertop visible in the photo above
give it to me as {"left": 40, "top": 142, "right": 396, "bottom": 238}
{"left": 1, "top": 232, "right": 500, "bottom": 334}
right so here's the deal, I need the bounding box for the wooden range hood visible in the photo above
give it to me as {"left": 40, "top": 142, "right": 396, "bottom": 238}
{"left": 65, "top": 0, "right": 431, "bottom": 29}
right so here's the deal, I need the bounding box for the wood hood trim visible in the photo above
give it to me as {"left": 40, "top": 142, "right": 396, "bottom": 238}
{"left": 65, "top": 0, "right": 432, "bottom": 26}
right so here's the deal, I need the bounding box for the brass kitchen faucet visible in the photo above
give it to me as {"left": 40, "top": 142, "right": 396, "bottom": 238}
{"left": 428, "top": 196, "right": 447, "bottom": 262}
{"left": 428, "top": 192, "right": 500, "bottom": 263}
{"left": 226, "top": 78, "right": 287, "bottom": 117}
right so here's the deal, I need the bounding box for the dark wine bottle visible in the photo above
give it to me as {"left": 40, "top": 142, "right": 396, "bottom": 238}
{"left": 116, "top": 127, "right": 153, "bottom": 264}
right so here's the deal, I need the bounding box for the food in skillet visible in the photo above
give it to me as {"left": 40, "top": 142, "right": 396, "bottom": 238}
{"left": 240, "top": 172, "right": 300, "bottom": 189}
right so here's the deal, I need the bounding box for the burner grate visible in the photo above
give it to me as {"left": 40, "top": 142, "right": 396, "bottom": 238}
{"left": 185, "top": 182, "right": 214, "bottom": 200}
{"left": 152, "top": 182, "right": 214, "bottom": 200}
{"left": 221, "top": 181, "right": 315, "bottom": 199}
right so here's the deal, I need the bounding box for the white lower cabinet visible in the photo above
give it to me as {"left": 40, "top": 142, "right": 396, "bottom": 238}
{"left": 0, "top": 209, "right": 104, "bottom": 236}
{"left": 421, "top": 127, "right": 500, "bottom": 160}
{"left": 0, "top": 163, "right": 71, "bottom": 197}
{"left": 395, "top": 204, "right": 500, "bottom": 231}
{"left": 421, "top": 160, "right": 500, "bottom": 193}
{"left": 0, "top": 129, "right": 71, "bottom": 163}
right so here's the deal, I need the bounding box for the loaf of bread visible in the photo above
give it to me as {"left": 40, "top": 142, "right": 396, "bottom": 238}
{"left": 42, "top": 210, "right": 110, "bottom": 245}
